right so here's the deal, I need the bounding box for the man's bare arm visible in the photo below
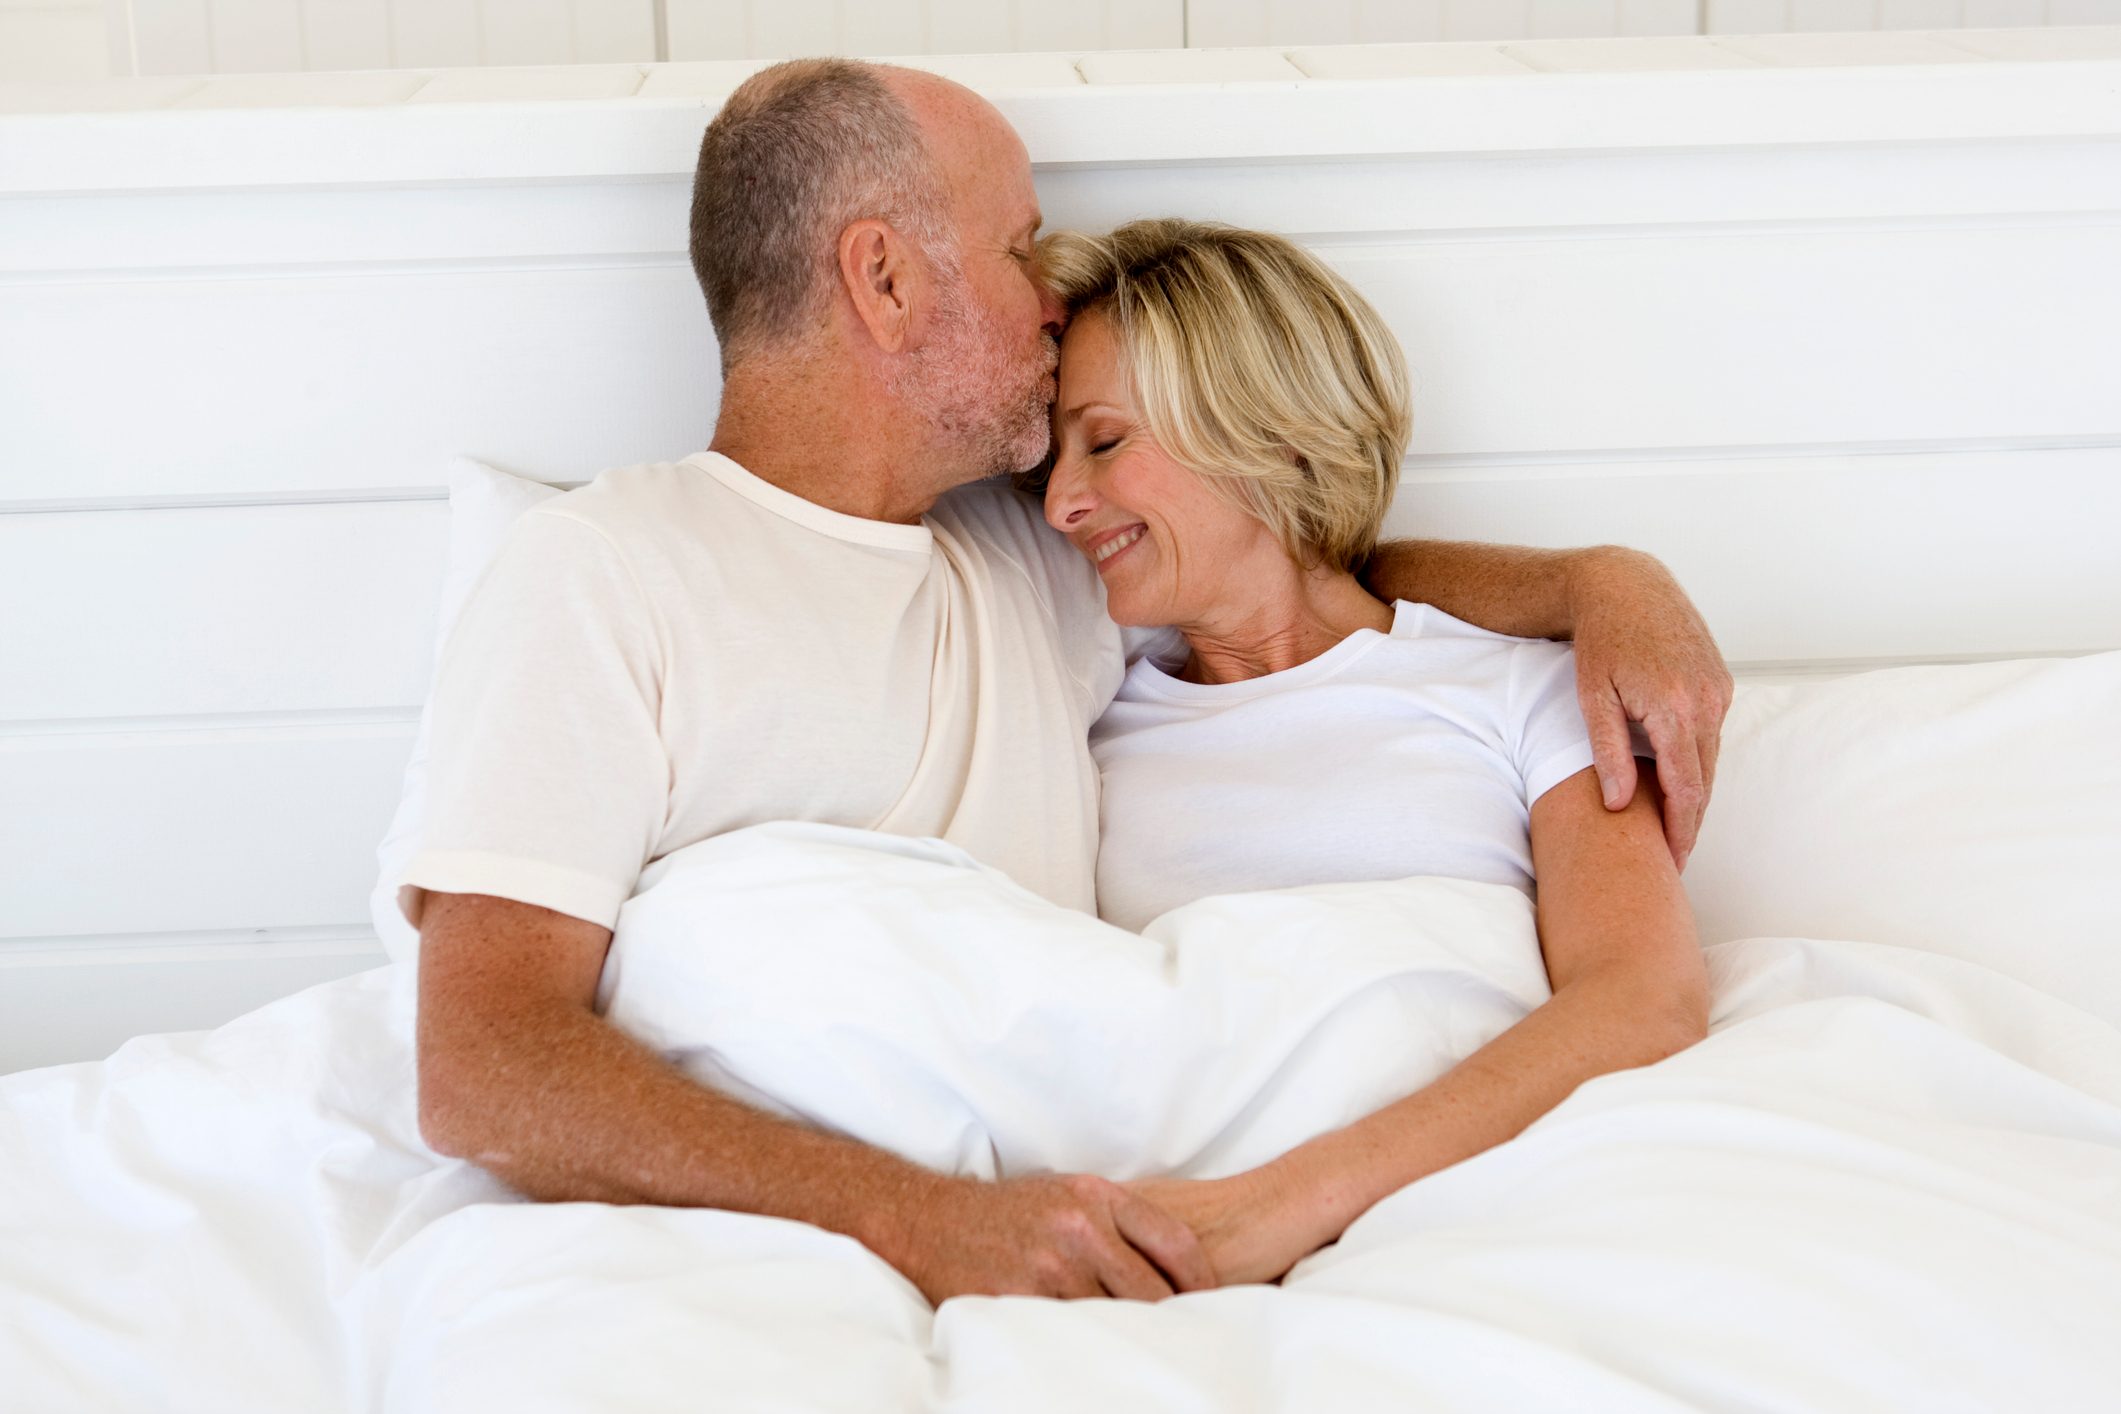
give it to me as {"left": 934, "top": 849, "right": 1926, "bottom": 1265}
{"left": 414, "top": 890, "right": 1216, "bottom": 1304}
{"left": 1362, "top": 540, "right": 1733, "bottom": 868}
{"left": 1362, "top": 539, "right": 1581, "bottom": 641}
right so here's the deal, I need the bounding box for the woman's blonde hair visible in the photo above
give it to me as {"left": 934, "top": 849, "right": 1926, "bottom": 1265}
{"left": 1036, "top": 219, "right": 1411, "bottom": 573}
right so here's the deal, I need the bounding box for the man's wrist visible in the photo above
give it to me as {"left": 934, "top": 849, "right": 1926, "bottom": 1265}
{"left": 848, "top": 1163, "right": 961, "bottom": 1272}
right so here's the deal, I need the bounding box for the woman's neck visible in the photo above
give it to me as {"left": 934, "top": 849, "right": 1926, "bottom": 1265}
{"left": 1176, "top": 564, "right": 1394, "bottom": 685}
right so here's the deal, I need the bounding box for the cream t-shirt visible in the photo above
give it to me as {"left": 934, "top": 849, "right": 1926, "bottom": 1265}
{"left": 399, "top": 451, "right": 1123, "bottom": 930}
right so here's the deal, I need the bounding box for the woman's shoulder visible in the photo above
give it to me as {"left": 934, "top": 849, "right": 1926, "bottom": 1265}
{"left": 1389, "top": 601, "right": 1552, "bottom": 650}
{"left": 1379, "top": 603, "right": 1582, "bottom": 709}
{"left": 1391, "top": 597, "right": 1578, "bottom": 665}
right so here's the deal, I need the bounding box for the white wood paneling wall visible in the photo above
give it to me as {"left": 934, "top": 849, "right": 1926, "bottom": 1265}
{"left": 75, "top": 0, "right": 2121, "bottom": 76}
{"left": 0, "top": 0, "right": 109, "bottom": 80}
{"left": 115, "top": 0, "right": 658, "bottom": 74}
{"left": 1200, "top": 0, "right": 2121, "bottom": 43}
{"left": 111, "top": 0, "right": 1185, "bottom": 72}
{"left": 1707, "top": 0, "right": 2121, "bottom": 27}
{"left": 1188, "top": 0, "right": 1701, "bottom": 45}
{"left": 665, "top": 0, "right": 1182, "bottom": 61}
{"left": 3, "top": 35, "right": 2119, "bottom": 1074}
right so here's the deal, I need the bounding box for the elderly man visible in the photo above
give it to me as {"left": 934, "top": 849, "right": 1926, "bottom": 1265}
{"left": 406, "top": 58, "right": 1731, "bottom": 1307}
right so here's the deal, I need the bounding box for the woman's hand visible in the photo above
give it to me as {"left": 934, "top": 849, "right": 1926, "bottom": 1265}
{"left": 1125, "top": 1165, "right": 1335, "bottom": 1288}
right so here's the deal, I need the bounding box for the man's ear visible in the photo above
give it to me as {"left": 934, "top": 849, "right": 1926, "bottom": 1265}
{"left": 837, "top": 218, "right": 916, "bottom": 354}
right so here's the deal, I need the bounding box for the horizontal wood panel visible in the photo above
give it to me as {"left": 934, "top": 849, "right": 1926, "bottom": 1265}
{"left": 0, "top": 936, "right": 387, "bottom": 1074}
{"left": 0, "top": 261, "right": 719, "bottom": 502}
{"left": 11, "top": 136, "right": 2120, "bottom": 275}
{"left": 8, "top": 218, "right": 2117, "bottom": 503}
{"left": 13, "top": 54, "right": 2121, "bottom": 191}
{"left": 1033, "top": 139, "right": 2121, "bottom": 245}
{"left": 0, "top": 501, "right": 446, "bottom": 721}
{"left": 1325, "top": 219, "right": 2121, "bottom": 457}
{"left": 0, "top": 179, "right": 693, "bottom": 273}
{"left": 1389, "top": 446, "right": 2121, "bottom": 664}
{"left": 0, "top": 725, "right": 413, "bottom": 938}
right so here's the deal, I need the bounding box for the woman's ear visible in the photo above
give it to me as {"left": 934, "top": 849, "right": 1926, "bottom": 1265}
{"left": 837, "top": 218, "right": 916, "bottom": 354}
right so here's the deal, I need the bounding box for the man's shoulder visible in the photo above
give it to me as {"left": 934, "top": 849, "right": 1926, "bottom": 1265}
{"left": 540, "top": 456, "right": 707, "bottom": 531}
{"left": 932, "top": 475, "right": 1045, "bottom": 534}
{"left": 931, "top": 477, "right": 1084, "bottom": 579}
{"left": 508, "top": 455, "right": 750, "bottom": 573}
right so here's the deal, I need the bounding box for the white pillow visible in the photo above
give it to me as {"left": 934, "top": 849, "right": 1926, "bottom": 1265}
{"left": 369, "top": 458, "right": 563, "bottom": 963}
{"left": 1683, "top": 652, "right": 2121, "bottom": 1028}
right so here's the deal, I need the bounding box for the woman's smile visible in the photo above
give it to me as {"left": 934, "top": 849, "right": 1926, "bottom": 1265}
{"left": 1089, "top": 523, "right": 1147, "bottom": 571}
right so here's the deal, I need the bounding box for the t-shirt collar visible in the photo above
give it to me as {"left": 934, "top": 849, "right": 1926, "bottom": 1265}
{"left": 685, "top": 451, "right": 935, "bottom": 554}
{"left": 1123, "top": 603, "right": 1409, "bottom": 703}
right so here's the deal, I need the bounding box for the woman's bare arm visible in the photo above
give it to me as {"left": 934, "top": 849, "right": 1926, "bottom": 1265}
{"left": 1132, "top": 768, "right": 1709, "bottom": 1284}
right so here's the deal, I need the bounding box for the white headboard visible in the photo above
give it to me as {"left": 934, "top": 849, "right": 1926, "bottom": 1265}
{"left": 4, "top": 29, "right": 2119, "bottom": 1071}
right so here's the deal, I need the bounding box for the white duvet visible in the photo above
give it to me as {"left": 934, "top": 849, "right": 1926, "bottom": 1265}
{"left": 6, "top": 822, "right": 2121, "bottom": 1413}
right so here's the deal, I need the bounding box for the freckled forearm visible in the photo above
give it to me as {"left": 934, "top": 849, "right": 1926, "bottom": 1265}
{"left": 1267, "top": 973, "right": 1705, "bottom": 1238}
{"left": 1361, "top": 540, "right": 1580, "bottom": 641}
{"left": 420, "top": 998, "right": 943, "bottom": 1261}
{"left": 1363, "top": 540, "right": 1667, "bottom": 644}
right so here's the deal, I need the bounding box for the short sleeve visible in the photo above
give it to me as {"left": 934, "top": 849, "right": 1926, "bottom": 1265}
{"left": 1506, "top": 640, "right": 1653, "bottom": 806}
{"left": 398, "top": 507, "right": 670, "bottom": 931}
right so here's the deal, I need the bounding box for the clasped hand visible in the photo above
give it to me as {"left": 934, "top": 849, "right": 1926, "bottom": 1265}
{"left": 890, "top": 1167, "right": 1316, "bottom": 1306}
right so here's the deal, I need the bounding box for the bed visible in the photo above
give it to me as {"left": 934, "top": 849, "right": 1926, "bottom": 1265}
{"left": 3, "top": 28, "right": 2120, "bottom": 1413}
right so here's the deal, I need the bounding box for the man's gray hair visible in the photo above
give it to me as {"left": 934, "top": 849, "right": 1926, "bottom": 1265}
{"left": 689, "top": 59, "right": 953, "bottom": 367}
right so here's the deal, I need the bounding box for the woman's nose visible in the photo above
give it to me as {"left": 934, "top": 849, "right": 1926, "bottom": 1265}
{"left": 1043, "top": 460, "right": 1097, "bottom": 532}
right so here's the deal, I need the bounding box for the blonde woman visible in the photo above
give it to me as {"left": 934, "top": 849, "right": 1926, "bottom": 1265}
{"left": 1036, "top": 220, "right": 1712, "bottom": 1287}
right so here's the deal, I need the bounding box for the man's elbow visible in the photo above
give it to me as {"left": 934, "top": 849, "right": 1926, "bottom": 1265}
{"left": 415, "top": 1061, "right": 468, "bottom": 1159}
{"left": 414, "top": 1021, "right": 488, "bottom": 1160}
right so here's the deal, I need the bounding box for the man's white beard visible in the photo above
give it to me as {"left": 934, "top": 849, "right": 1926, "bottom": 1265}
{"left": 894, "top": 271, "right": 1057, "bottom": 482}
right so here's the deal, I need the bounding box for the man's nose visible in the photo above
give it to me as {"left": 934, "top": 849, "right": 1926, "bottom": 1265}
{"left": 1037, "top": 282, "right": 1068, "bottom": 339}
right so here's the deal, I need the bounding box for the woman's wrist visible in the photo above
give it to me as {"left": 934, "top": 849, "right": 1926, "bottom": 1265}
{"left": 1251, "top": 1143, "right": 1370, "bottom": 1254}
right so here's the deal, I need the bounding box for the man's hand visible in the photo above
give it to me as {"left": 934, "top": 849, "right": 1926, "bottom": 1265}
{"left": 884, "top": 1173, "right": 1218, "bottom": 1305}
{"left": 1358, "top": 538, "right": 1729, "bottom": 864}
{"left": 1567, "top": 547, "right": 1733, "bottom": 870}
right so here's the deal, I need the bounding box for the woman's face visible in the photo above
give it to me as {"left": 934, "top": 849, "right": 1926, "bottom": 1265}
{"left": 1044, "top": 310, "right": 1286, "bottom": 628}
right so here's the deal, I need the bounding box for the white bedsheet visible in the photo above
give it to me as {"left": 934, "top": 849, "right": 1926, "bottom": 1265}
{"left": 6, "top": 823, "right": 2121, "bottom": 1413}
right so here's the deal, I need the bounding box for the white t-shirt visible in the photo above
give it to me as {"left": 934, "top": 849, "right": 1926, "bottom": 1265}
{"left": 1090, "top": 601, "right": 1645, "bottom": 932}
{"left": 399, "top": 451, "right": 1124, "bottom": 929}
